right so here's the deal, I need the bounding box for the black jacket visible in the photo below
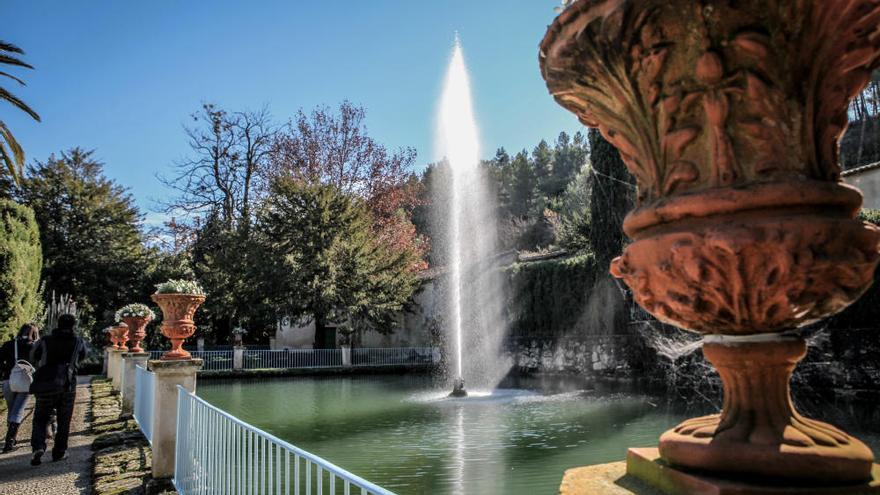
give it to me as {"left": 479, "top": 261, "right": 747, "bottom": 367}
{"left": 0, "top": 338, "right": 35, "bottom": 381}
{"left": 30, "top": 331, "right": 87, "bottom": 391}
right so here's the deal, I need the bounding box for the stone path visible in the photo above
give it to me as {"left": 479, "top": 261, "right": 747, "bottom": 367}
{"left": 0, "top": 376, "right": 95, "bottom": 495}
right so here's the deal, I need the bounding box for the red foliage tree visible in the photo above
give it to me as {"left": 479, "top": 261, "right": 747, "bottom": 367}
{"left": 269, "top": 101, "right": 428, "bottom": 270}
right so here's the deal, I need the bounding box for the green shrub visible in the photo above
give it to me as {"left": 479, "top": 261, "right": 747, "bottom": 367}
{"left": 506, "top": 253, "right": 601, "bottom": 337}
{"left": 0, "top": 200, "right": 42, "bottom": 341}
{"left": 858, "top": 208, "right": 880, "bottom": 226}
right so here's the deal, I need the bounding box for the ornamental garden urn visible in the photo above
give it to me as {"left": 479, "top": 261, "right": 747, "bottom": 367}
{"left": 151, "top": 280, "right": 206, "bottom": 360}
{"left": 540, "top": 0, "right": 880, "bottom": 488}
{"left": 111, "top": 323, "right": 129, "bottom": 352}
{"left": 116, "top": 303, "right": 155, "bottom": 354}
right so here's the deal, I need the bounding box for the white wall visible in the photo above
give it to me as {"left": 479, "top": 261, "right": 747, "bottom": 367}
{"left": 273, "top": 279, "right": 438, "bottom": 349}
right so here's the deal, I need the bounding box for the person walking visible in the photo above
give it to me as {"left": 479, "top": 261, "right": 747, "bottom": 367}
{"left": 28, "top": 314, "right": 86, "bottom": 466}
{"left": 0, "top": 324, "right": 39, "bottom": 453}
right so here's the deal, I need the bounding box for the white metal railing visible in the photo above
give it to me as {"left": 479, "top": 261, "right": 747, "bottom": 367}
{"left": 148, "top": 350, "right": 234, "bottom": 371}
{"left": 243, "top": 349, "right": 343, "bottom": 370}
{"left": 351, "top": 347, "right": 435, "bottom": 367}
{"left": 174, "top": 386, "right": 395, "bottom": 495}
{"left": 133, "top": 365, "right": 156, "bottom": 445}
{"left": 145, "top": 347, "right": 438, "bottom": 373}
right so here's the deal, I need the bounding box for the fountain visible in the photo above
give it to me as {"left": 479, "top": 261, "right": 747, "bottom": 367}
{"left": 436, "top": 35, "right": 511, "bottom": 397}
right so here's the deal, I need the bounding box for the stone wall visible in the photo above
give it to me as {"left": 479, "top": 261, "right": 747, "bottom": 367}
{"left": 505, "top": 336, "right": 632, "bottom": 375}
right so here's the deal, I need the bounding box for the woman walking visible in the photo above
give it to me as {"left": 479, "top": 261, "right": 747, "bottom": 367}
{"left": 0, "top": 324, "right": 39, "bottom": 453}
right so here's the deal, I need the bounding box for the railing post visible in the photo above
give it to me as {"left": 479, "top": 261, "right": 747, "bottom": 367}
{"left": 233, "top": 346, "right": 244, "bottom": 370}
{"left": 341, "top": 345, "right": 351, "bottom": 366}
{"left": 147, "top": 358, "right": 203, "bottom": 480}
{"left": 108, "top": 348, "right": 126, "bottom": 391}
{"left": 120, "top": 352, "right": 150, "bottom": 414}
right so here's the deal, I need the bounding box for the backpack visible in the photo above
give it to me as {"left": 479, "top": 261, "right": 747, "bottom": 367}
{"left": 29, "top": 338, "right": 82, "bottom": 395}
{"left": 8, "top": 341, "right": 35, "bottom": 393}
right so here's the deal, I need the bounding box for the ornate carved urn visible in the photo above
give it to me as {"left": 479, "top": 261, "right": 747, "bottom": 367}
{"left": 111, "top": 323, "right": 129, "bottom": 352}
{"left": 122, "top": 315, "right": 152, "bottom": 354}
{"left": 151, "top": 293, "right": 205, "bottom": 360}
{"left": 541, "top": 0, "right": 880, "bottom": 485}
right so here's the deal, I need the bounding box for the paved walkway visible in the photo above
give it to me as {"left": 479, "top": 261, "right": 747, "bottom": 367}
{"left": 0, "top": 376, "right": 95, "bottom": 495}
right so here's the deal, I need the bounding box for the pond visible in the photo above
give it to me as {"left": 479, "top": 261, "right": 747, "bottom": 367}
{"left": 197, "top": 374, "right": 880, "bottom": 495}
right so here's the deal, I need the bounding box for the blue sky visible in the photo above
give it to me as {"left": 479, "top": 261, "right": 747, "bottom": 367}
{"left": 3, "top": 1, "right": 582, "bottom": 223}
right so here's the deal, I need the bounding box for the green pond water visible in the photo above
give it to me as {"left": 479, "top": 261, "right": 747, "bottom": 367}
{"left": 197, "top": 374, "right": 880, "bottom": 495}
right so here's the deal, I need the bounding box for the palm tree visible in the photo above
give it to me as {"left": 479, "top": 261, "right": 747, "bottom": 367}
{"left": 0, "top": 41, "right": 40, "bottom": 182}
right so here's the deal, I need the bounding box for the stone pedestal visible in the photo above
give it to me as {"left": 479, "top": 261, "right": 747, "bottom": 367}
{"left": 233, "top": 346, "right": 243, "bottom": 370}
{"left": 120, "top": 352, "right": 150, "bottom": 414}
{"left": 560, "top": 449, "right": 880, "bottom": 494}
{"left": 102, "top": 346, "right": 111, "bottom": 375}
{"left": 196, "top": 337, "right": 204, "bottom": 352}
{"left": 341, "top": 345, "right": 351, "bottom": 366}
{"left": 107, "top": 349, "right": 125, "bottom": 391}
{"left": 147, "top": 358, "right": 203, "bottom": 479}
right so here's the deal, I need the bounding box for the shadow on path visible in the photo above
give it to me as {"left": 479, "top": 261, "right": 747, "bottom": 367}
{"left": 0, "top": 376, "right": 95, "bottom": 495}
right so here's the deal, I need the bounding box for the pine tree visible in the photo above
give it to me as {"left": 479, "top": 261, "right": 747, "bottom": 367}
{"left": 255, "top": 178, "right": 419, "bottom": 342}
{"left": 588, "top": 129, "right": 635, "bottom": 268}
{"left": 17, "top": 148, "right": 148, "bottom": 337}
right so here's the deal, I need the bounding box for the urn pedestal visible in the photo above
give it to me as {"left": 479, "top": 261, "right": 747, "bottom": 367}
{"left": 540, "top": 0, "right": 880, "bottom": 491}
{"left": 151, "top": 293, "right": 205, "bottom": 360}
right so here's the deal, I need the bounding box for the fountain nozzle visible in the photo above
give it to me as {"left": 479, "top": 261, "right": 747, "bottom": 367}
{"left": 449, "top": 377, "right": 468, "bottom": 397}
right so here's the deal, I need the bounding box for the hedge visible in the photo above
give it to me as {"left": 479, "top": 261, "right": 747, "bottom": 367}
{"left": 0, "top": 200, "right": 42, "bottom": 341}
{"left": 506, "top": 253, "right": 601, "bottom": 337}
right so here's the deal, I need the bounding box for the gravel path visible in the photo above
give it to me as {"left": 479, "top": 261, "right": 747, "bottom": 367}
{"left": 0, "top": 376, "right": 95, "bottom": 495}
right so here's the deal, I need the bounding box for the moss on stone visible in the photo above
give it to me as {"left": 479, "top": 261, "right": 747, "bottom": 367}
{"left": 89, "top": 376, "right": 167, "bottom": 494}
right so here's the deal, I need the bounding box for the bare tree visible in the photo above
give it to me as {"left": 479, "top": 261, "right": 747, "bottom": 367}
{"left": 160, "top": 104, "right": 275, "bottom": 232}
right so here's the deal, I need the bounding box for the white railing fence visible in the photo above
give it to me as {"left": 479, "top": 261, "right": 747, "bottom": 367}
{"left": 174, "top": 386, "right": 395, "bottom": 495}
{"left": 243, "top": 349, "right": 343, "bottom": 370}
{"left": 148, "top": 350, "right": 234, "bottom": 371}
{"left": 133, "top": 365, "right": 156, "bottom": 445}
{"left": 145, "top": 347, "right": 438, "bottom": 373}
{"left": 351, "top": 347, "right": 435, "bottom": 367}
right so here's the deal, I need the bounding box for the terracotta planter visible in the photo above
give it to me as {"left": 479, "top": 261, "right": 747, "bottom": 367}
{"left": 541, "top": 0, "right": 880, "bottom": 484}
{"left": 111, "top": 324, "right": 129, "bottom": 352}
{"left": 151, "top": 293, "right": 206, "bottom": 360}
{"left": 122, "top": 315, "right": 152, "bottom": 353}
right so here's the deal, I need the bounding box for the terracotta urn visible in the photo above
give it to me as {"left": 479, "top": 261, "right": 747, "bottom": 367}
{"left": 111, "top": 323, "right": 129, "bottom": 352}
{"left": 541, "top": 0, "right": 880, "bottom": 485}
{"left": 122, "top": 315, "right": 152, "bottom": 353}
{"left": 151, "top": 293, "right": 206, "bottom": 360}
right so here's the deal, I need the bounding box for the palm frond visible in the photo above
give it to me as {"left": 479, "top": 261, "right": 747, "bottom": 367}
{"left": 0, "top": 121, "right": 24, "bottom": 167}
{"left": 0, "top": 88, "right": 40, "bottom": 121}
{"left": 0, "top": 140, "right": 19, "bottom": 182}
{"left": 0, "top": 54, "right": 34, "bottom": 71}
{"left": 0, "top": 41, "right": 24, "bottom": 54}
{"left": 0, "top": 71, "right": 25, "bottom": 86}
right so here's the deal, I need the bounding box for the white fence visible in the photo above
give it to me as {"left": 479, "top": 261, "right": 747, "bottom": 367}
{"left": 351, "top": 347, "right": 435, "bottom": 367}
{"left": 133, "top": 365, "right": 156, "bottom": 445}
{"left": 243, "top": 349, "right": 342, "bottom": 370}
{"left": 174, "top": 386, "right": 395, "bottom": 495}
{"left": 148, "top": 350, "right": 234, "bottom": 371}
{"left": 146, "top": 347, "right": 438, "bottom": 373}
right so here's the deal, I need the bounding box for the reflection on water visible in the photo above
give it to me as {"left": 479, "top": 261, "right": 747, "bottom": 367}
{"left": 197, "top": 374, "right": 880, "bottom": 495}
